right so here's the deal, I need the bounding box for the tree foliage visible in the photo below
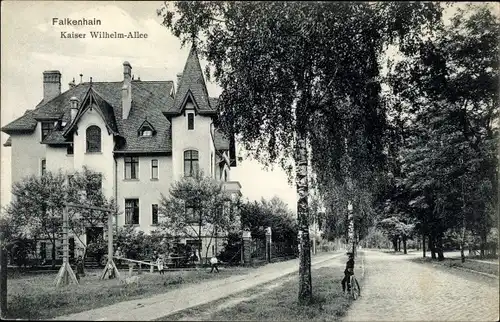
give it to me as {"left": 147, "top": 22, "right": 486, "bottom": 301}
{"left": 159, "top": 172, "right": 234, "bottom": 261}
{"left": 240, "top": 197, "right": 298, "bottom": 243}
{"left": 385, "top": 3, "right": 499, "bottom": 258}
{"left": 6, "top": 171, "right": 66, "bottom": 266}
{"left": 66, "top": 166, "right": 118, "bottom": 260}
{"left": 5, "top": 168, "right": 119, "bottom": 267}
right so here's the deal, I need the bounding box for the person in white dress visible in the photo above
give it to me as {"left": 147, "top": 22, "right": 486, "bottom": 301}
{"left": 156, "top": 255, "right": 164, "bottom": 275}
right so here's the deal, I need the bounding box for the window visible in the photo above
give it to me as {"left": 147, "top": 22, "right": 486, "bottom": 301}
{"left": 152, "top": 204, "right": 158, "bottom": 225}
{"left": 125, "top": 199, "right": 139, "bottom": 225}
{"left": 187, "top": 113, "right": 194, "bottom": 130}
{"left": 184, "top": 150, "right": 199, "bottom": 177}
{"left": 41, "top": 122, "right": 54, "bottom": 141}
{"left": 151, "top": 159, "right": 158, "bottom": 180}
{"left": 140, "top": 126, "right": 153, "bottom": 137}
{"left": 125, "top": 157, "right": 139, "bottom": 179}
{"left": 185, "top": 206, "right": 197, "bottom": 223}
{"left": 86, "top": 125, "right": 101, "bottom": 152}
{"left": 41, "top": 159, "right": 46, "bottom": 176}
{"left": 67, "top": 144, "right": 74, "bottom": 155}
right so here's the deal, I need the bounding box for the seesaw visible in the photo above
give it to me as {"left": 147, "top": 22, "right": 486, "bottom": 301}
{"left": 115, "top": 256, "right": 158, "bottom": 267}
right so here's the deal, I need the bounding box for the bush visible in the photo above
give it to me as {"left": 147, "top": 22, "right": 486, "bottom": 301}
{"left": 86, "top": 238, "right": 107, "bottom": 266}
{"left": 218, "top": 232, "right": 242, "bottom": 264}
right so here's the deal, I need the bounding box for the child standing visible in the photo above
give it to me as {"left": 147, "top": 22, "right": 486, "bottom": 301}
{"left": 210, "top": 255, "right": 219, "bottom": 273}
{"left": 156, "top": 255, "right": 164, "bottom": 275}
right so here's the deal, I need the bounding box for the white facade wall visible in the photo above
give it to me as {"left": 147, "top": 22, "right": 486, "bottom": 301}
{"left": 72, "top": 105, "right": 114, "bottom": 198}
{"left": 10, "top": 123, "right": 46, "bottom": 186}
{"left": 46, "top": 146, "right": 74, "bottom": 174}
{"left": 116, "top": 155, "right": 172, "bottom": 234}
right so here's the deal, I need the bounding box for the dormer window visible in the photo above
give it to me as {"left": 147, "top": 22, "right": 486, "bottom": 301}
{"left": 141, "top": 128, "right": 153, "bottom": 137}
{"left": 138, "top": 119, "right": 156, "bottom": 137}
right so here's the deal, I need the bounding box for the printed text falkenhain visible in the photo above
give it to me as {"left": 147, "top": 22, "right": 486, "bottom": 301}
{"left": 53, "top": 18, "right": 101, "bottom": 26}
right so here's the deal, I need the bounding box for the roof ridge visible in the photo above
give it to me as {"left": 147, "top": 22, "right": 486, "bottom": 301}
{"left": 34, "top": 83, "right": 86, "bottom": 111}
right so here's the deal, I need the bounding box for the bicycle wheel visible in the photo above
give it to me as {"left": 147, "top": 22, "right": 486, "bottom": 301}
{"left": 350, "top": 275, "right": 359, "bottom": 300}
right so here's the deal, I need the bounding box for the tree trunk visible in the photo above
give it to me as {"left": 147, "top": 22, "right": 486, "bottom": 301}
{"left": 295, "top": 130, "right": 312, "bottom": 304}
{"left": 392, "top": 237, "right": 398, "bottom": 252}
{"left": 480, "top": 232, "right": 487, "bottom": 259}
{"left": 398, "top": 238, "right": 401, "bottom": 252}
{"left": 422, "top": 234, "right": 426, "bottom": 258}
{"left": 403, "top": 236, "right": 407, "bottom": 254}
{"left": 51, "top": 240, "right": 56, "bottom": 268}
{"left": 460, "top": 224, "right": 467, "bottom": 263}
{"left": 199, "top": 210, "right": 203, "bottom": 265}
{"left": 436, "top": 236, "right": 444, "bottom": 261}
{"left": 429, "top": 235, "right": 436, "bottom": 259}
{"left": 460, "top": 176, "right": 466, "bottom": 263}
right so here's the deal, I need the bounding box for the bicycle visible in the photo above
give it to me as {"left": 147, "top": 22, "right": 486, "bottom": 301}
{"left": 348, "top": 272, "right": 361, "bottom": 300}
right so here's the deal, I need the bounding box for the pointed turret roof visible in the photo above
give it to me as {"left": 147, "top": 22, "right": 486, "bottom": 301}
{"left": 166, "top": 45, "right": 216, "bottom": 115}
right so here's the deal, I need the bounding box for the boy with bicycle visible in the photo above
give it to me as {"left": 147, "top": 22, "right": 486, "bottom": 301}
{"left": 341, "top": 252, "right": 355, "bottom": 294}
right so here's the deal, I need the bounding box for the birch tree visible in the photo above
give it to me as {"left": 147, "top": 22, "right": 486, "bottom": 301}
{"left": 158, "top": 1, "right": 442, "bottom": 303}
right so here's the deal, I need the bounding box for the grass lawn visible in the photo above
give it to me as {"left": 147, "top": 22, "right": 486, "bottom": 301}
{"left": 411, "top": 257, "right": 499, "bottom": 276}
{"left": 159, "top": 259, "right": 363, "bottom": 321}
{"left": 5, "top": 266, "right": 249, "bottom": 320}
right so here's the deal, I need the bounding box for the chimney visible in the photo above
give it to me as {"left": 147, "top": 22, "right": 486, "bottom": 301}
{"left": 70, "top": 97, "right": 79, "bottom": 122}
{"left": 43, "top": 70, "right": 61, "bottom": 102}
{"left": 122, "top": 61, "right": 132, "bottom": 119}
{"left": 176, "top": 73, "right": 182, "bottom": 90}
{"left": 68, "top": 77, "right": 76, "bottom": 89}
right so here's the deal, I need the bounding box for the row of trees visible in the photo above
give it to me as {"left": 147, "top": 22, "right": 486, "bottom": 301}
{"left": 160, "top": 1, "right": 498, "bottom": 303}
{"left": 380, "top": 4, "right": 499, "bottom": 261}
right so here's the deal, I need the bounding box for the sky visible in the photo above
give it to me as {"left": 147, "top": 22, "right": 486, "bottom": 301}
{"left": 0, "top": 1, "right": 297, "bottom": 212}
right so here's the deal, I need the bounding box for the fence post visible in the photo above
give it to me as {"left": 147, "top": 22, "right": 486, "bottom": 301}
{"left": 265, "top": 227, "right": 272, "bottom": 263}
{"left": 0, "top": 232, "right": 7, "bottom": 318}
{"left": 242, "top": 230, "right": 252, "bottom": 266}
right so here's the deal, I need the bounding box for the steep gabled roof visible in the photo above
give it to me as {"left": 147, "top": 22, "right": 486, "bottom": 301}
{"left": 1, "top": 110, "right": 37, "bottom": 134}
{"left": 2, "top": 80, "right": 175, "bottom": 153}
{"left": 63, "top": 85, "right": 119, "bottom": 138}
{"left": 166, "top": 46, "right": 216, "bottom": 116}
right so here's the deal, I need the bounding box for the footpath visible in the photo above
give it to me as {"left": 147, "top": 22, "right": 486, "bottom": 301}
{"left": 54, "top": 251, "right": 343, "bottom": 321}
